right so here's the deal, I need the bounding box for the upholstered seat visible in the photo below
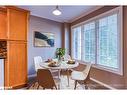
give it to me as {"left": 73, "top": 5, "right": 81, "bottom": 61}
{"left": 71, "top": 63, "right": 92, "bottom": 89}
{"left": 71, "top": 71, "right": 87, "bottom": 80}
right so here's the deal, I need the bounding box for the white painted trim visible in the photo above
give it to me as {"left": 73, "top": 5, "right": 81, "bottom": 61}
{"left": 28, "top": 74, "right": 36, "bottom": 79}
{"left": 118, "top": 6, "right": 123, "bottom": 76}
{"left": 69, "top": 6, "right": 103, "bottom": 23}
{"left": 76, "top": 60, "right": 123, "bottom": 75}
{"left": 90, "top": 77, "right": 117, "bottom": 90}
{"left": 92, "top": 64, "right": 122, "bottom": 75}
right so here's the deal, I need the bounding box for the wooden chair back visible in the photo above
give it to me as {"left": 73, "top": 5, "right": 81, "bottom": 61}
{"left": 37, "top": 69, "right": 57, "bottom": 89}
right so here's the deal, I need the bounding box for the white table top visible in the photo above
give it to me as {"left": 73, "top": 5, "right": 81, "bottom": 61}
{"left": 40, "top": 61, "right": 79, "bottom": 70}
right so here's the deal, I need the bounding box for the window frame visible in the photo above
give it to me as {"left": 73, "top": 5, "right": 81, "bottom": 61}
{"left": 71, "top": 6, "right": 123, "bottom": 75}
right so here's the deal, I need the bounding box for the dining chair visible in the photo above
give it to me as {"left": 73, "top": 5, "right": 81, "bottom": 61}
{"left": 71, "top": 63, "right": 92, "bottom": 89}
{"left": 37, "top": 69, "right": 58, "bottom": 89}
{"left": 63, "top": 54, "right": 71, "bottom": 61}
{"left": 34, "top": 56, "right": 44, "bottom": 72}
{"left": 34, "top": 56, "right": 58, "bottom": 73}
{"left": 31, "top": 56, "right": 58, "bottom": 88}
{"left": 27, "top": 56, "right": 44, "bottom": 88}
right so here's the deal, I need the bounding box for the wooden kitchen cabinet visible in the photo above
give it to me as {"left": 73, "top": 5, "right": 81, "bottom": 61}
{"left": 7, "top": 8, "right": 28, "bottom": 41}
{"left": 5, "top": 41, "right": 27, "bottom": 88}
{"left": 0, "top": 6, "right": 29, "bottom": 41}
{"left": 0, "top": 6, "right": 29, "bottom": 89}
{"left": 0, "top": 9, "right": 7, "bottom": 39}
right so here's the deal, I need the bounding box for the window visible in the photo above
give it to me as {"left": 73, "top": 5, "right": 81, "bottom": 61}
{"left": 72, "top": 26, "right": 81, "bottom": 60}
{"left": 71, "top": 7, "right": 122, "bottom": 75}
{"left": 98, "top": 14, "right": 118, "bottom": 68}
{"left": 83, "top": 22, "right": 96, "bottom": 63}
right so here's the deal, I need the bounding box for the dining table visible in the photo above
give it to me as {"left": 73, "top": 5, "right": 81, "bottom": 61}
{"left": 39, "top": 60, "right": 79, "bottom": 88}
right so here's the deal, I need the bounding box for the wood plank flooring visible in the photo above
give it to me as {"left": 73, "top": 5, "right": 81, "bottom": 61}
{"left": 26, "top": 70, "right": 108, "bottom": 90}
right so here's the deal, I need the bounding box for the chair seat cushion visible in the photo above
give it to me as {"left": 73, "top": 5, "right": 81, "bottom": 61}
{"left": 71, "top": 71, "right": 87, "bottom": 81}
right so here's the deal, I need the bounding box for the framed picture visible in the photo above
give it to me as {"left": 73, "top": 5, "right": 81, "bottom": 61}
{"left": 34, "top": 31, "right": 55, "bottom": 47}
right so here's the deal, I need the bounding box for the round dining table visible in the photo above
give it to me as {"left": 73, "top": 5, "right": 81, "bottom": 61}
{"left": 39, "top": 60, "right": 79, "bottom": 87}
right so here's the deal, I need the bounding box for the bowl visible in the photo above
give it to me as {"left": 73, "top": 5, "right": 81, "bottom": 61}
{"left": 48, "top": 61, "right": 59, "bottom": 67}
{"left": 67, "top": 60, "right": 75, "bottom": 64}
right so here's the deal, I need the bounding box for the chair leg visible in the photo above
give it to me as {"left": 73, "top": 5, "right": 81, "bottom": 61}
{"left": 43, "top": 88, "right": 45, "bottom": 90}
{"left": 51, "top": 87, "right": 53, "bottom": 90}
{"left": 67, "top": 69, "right": 70, "bottom": 86}
{"left": 32, "top": 82, "right": 35, "bottom": 87}
{"left": 27, "top": 81, "right": 35, "bottom": 89}
{"left": 85, "top": 83, "right": 89, "bottom": 89}
{"left": 74, "top": 80, "right": 78, "bottom": 90}
{"left": 58, "top": 83, "right": 60, "bottom": 90}
{"left": 55, "top": 85, "right": 57, "bottom": 90}
{"left": 84, "top": 82, "right": 88, "bottom": 89}
{"left": 37, "top": 85, "right": 39, "bottom": 89}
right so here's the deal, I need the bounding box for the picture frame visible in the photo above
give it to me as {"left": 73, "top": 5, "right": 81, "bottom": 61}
{"left": 34, "top": 31, "right": 55, "bottom": 47}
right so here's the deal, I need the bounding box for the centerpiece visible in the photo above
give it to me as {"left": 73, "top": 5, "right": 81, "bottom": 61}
{"left": 56, "top": 48, "right": 65, "bottom": 61}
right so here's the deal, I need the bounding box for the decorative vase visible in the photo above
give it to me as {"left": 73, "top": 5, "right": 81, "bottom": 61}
{"left": 58, "top": 56, "right": 63, "bottom": 65}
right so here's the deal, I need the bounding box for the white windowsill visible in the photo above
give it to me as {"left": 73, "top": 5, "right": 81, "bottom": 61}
{"left": 92, "top": 64, "right": 123, "bottom": 76}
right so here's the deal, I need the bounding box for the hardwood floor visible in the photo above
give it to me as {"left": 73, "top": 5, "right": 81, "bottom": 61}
{"left": 26, "top": 71, "right": 108, "bottom": 90}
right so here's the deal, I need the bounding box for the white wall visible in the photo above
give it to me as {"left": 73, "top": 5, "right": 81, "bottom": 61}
{"left": 28, "top": 16, "right": 63, "bottom": 75}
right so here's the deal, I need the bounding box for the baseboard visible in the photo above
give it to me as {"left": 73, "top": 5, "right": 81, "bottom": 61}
{"left": 90, "top": 77, "right": 117, "bottom": 90}
{"left": 28, "top": 74, "right": 36, "bottom": 79}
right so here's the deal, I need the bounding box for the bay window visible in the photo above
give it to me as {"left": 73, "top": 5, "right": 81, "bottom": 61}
{"left": 71, "top": 7, "right": 123, "bottom": 75}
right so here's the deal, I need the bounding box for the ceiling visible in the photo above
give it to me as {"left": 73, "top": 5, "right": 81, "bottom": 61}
{"left": 19, "top": 6, "right": 101, "bottom": 22}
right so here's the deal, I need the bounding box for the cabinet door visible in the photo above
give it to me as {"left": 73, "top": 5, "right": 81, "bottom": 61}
{"left": 0, "top": 10, "right": 7, "bottom": 39}
{"left": 5, "top": 41, "right": 27, "bottom": 88}
{"left": 7, "top": 8, "right": 28, "bottom": 41}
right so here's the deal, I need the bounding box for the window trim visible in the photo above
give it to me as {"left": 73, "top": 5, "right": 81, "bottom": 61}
{"left": 71, "top": 6, "right": 123, "bottom": 75}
